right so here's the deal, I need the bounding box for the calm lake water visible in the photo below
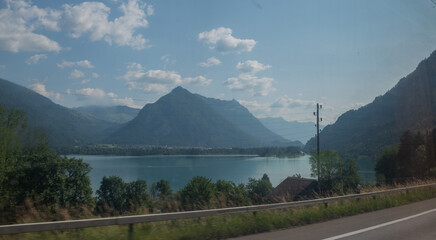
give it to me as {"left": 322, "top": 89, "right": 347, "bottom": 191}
{"left": 70, "top": 155, "right": 314, "bottom": 193}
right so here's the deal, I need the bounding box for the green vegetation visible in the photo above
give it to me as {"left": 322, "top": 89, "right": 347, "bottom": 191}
{"left": 0, "top": 107, "right": 94, "bottom": 224}
{"left": 246, "top": 174, "right": 274, "bottom": 204}
{"left": 310, "top": 150, "right": 360, "bottom": 193}
{"left": 3, "top": 184, "right": 436, "bottom": 240}
{"left": 57, "top": 145, "right": 303, "bottom": 158}
{"left": 96, "top": 177, "right": 149, "bottom": 215}
{"left": 376, "top": 129, "right": 436, "bottom": 184}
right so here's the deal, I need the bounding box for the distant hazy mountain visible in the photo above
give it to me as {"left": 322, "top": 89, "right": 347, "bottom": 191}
{"left": 259, "top": 117, "right": 318, "bottom": 144}
{"left": 306, "top": 50, "right": 436, "bottom": 158}
{"left": 74, "top": 105, "right": 139, "bottom": 124}
{"left": 198, "top": 96, "right": 300, "bottom": 147}
{"left": 0, "top": 78, "right": 115, "bottom": 146}
{"left": 106, "top": 87, "right": 262, "bottom": 147}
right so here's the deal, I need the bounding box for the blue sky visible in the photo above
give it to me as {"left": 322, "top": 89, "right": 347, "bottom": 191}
{"left": 1, "top": 0, "right": 436, "bottom": 124}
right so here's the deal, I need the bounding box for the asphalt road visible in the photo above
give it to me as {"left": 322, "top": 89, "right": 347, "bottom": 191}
{"left": 228, "top": 198, "right": 436, "bottom": 240}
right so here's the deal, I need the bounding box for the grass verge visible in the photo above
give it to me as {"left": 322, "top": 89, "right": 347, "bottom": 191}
{"left": 2, "top": 186, "right": 436, "bottom": 240}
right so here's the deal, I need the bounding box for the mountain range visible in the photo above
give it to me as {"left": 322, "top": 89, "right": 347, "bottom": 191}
{"left": 0, "top": 79, "right": 300, "bottom": 148}
{"left": 105, "top": 87, "right": 299, "bottom": 147}
{"left": 0, "top": 78, "right": 115, "bottom": 146}
{"left": 259, "top": 117, "right": 319, "bottom": 144}
{"left": 306, "top": 49, "right": 436, "bottom": 158}
{"left": 74, "top": 105, "right": 139, "bottom": 124}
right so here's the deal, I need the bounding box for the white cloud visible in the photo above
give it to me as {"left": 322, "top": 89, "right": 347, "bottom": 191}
{"left": 238, "top": 96, "right": 365, "bottom": 124}
{"left": 198, "top": 27, "right": 256, "bottom": 54}
{"left": 0, "top": 0, "right": 62, "bottom": 52}
{"left": 58, "top": 60, "right": 94, "bottom": 69}
{"left": 161, "top": 54, "right": 170, "bottom": 63}
{"left": 73, "top": 87, "right": 141, "bottom": 108}
{"left": 80, "top": 79, "right": 91, "bottom": 85}
{"left": 28, "top": 83, "right": 61, "bottom": 100}
{"left": 92, "top": 72, "right": 100, "bottom": 78}
{"left": 75, "top": 88, "right": 114, "bottom": 99}
{"left": 120, "top": 63, "right": 172, "bottom": 93}
{"left": 183, "top": 76, "right": 212, "bottom": 86}
{"left": 69, "top": 69, "right": 85, "bottom": 79}
{"left": 236, "top": 60, "right": 271, "bottom": 73}
{"left": 120, "top": 62, "right": 212, "bottom": 93}
{"left": 223, "top": 73, "right": 274, "bottom": 96}
{"left": 26, "top": 54, "right": 47, "bottom": 64}
{"left": 63, "top": 0, "right": 152, "bottom": 50}
{"left": 76, "top": 60, "right": 94, "bottom": 68}
{"left": 199, "top": 57, "right": 221, "bottom": 67}
{"left": 271, "top": 96, "right": 317, "bottom": 109}
{"left": 224, "top": 60, "right": 274, "bottom": 96}
{"left": 113, "top": 97, "right": 142, "bottom": 109}
{"left": 57, "top": 61, "right": 74, "bottom": 68}
{"left": 146, "top": 5, "right": 154, "bottom": 16}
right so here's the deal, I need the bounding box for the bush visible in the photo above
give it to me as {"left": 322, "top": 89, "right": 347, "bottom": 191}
{"left": 181, "top": 176, "right": 215, "bottom": 209}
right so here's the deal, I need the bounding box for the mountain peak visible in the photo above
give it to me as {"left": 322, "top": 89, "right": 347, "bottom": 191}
{"left": 170, "top": 86, "right": 191, "bottom": 95}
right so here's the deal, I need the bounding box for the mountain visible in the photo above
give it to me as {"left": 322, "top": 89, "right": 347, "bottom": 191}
{"left": 259, "top": 117, "right": 318, "bottom": 144}
{"left": 106, "top": 87, "right": 294, "bottom": 147}
{"left": 306, "top": 50, "right": 436, "bottom": 158}
{"left": 197, "top": 96, "right": 300, "bottom": 147}
{"left": 0, "top": 78, "right": 115, "bottom": 146}
{"left": 74, "top": 105, "right": 140, "bottom": 124}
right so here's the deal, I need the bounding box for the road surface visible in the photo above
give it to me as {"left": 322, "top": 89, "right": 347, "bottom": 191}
{"left": 228, "top": 198, "right": 436, "bottom": 240}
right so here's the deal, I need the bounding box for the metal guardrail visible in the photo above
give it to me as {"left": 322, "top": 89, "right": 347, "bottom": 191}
{"left": 1, "top": 183, "right": 435, "bottom": 235}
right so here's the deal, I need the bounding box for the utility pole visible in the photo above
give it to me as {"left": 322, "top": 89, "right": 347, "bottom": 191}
{"left": 314, "top": 103, "right": 322, "bottom": 181}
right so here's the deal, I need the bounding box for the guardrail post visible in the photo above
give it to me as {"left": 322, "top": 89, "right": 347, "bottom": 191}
{"left": 324, "top": 203, "right": 328, "bottom": 208}
{"left": 128, "top": 223, "right": 134, "bottom": 240}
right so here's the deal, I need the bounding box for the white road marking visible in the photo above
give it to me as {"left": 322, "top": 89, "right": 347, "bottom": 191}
{"left": 322, "top": 208, "right": 436, "bottom": 240}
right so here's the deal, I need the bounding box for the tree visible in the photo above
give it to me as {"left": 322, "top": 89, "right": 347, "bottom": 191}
{"left": 0, "top": 107, "right": 94, "bottom": 210}
{"left": 151, "top": 179, "right": 172, "bottom": 199}
{"left": 215, "top": 179, "right": 250, "bottom": 207}
{"left": 96, "top": 176, "right": 126, "bottom": 213}
{"left": 246, "top": 173, "right": 273, "bottom": 203}
{"left": 375, "top": 145, "right": 398, "bottom": 184}
{"left": 342, "top": 158, "right": 361, "bottom": 192}
{"left": 310, "top": 150, "right": 360, "bottom": 192}
{"left": 125, "top": 180, "right": 148, "bottom": 211}
{"left": 181, "top": 176, "right": 215, "bottom": 209}
{"left": 0, "top": 107, "right": 26, "bottom": 206}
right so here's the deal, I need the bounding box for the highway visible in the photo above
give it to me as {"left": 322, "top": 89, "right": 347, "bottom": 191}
{"left": 228, "top": 198, "right": 436, "bottom": 240}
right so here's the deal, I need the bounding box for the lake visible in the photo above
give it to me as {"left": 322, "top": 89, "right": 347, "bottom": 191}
{"left": 70, "top": 154, "right": 314, "bottom": 193}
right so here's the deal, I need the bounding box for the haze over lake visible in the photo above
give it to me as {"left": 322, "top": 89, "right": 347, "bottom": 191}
{"left": 72, "top": 155, "right": 314, "bottom": 192}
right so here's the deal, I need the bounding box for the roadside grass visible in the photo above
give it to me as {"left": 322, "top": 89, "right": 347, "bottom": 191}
{"left": 2, "top": 185, "right": 436, "bottom": 240}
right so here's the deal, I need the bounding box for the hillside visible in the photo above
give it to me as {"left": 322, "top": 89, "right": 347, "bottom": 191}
{"left": 259, "top": 117, "right": 317, "bottom": 144}
{"left": 74, "top": 105, "right": 139, "bottom": 124}
{"left": 0, "top": 78, "right": 115, "bottom": 146}
{"left": 305, "top": 50, "right": 436, "bottom": 158}
{"left": 198, "top": 96, "right": 300, "bottom": 147}
{"left": 105, "top": 87, "right": 262, "bottom": 147}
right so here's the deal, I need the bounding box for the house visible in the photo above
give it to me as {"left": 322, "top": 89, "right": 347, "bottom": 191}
{"left": 269, "top": 177, "right": 318, "bottom": 201}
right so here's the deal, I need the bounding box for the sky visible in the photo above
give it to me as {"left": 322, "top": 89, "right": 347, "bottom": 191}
{"left": 1, "top": 0, "right": 436, "bottom": 125}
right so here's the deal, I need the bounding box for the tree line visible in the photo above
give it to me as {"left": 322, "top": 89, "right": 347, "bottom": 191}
{"left": 376, "top": 129, "right": 436, "bottom": 184}
{"left": 57, "top": 145, "right": 303, "bottom": 158}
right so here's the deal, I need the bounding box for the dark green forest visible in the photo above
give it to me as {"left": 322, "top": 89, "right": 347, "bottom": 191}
{"left": 376, "top": 129, "right": 436, "bottom": 184}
